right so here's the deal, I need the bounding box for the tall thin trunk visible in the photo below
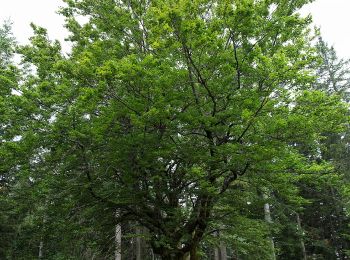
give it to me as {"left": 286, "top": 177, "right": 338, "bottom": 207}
{"left": 330, "top": 186, "right": 341, "bottom": 257}
{"left": 214, "top": 247, "right": 220, "bottom": 260}
{"left": 38, "top": 240, "right": 44, "bottom": 259}
{"left": 296, "top": 212, "right": 307, "bottom": 260}
{"left": 263, "top": 193, "right": 276, "bottom": 260}
{"left": 135, "top": 226, "right": 142, "bottom": 260}
{"left": 213, "top": 230, "right": 227, "bottom": 260}
{"left": 151, "top": 249, "right": 155, "bottom": 260}
{"left": 219, "top": 241, "right": 227, "bottom": 260}
{"left": 213, "top": 230, "right": 220, "bottom": 260}
{"left": 115, "top": 211, "right": 122, "bottom": 260}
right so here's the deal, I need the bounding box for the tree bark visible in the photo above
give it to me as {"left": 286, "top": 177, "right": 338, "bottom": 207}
{"left": 213, "top": 230, "right": 227, "bottom": 260}
{"left": 296, "top": 212, "right": 307, "bottom": 260}
{"left": 115, "top": 210, "right": 122, "bottom": 260}
{"left": 184, "top": 252, "right": 190, "bottom": 260}
{"left": 213, "top": 230, "right": 220, "bottom": 260}
{"left": 219, "top": 241, "right": 227, "bottom": 260}
{"left": 190, "top": 246, "right": 199, "bottom": 260}
{"left": 214, "top": 247, "right": 220, "bottom": 260}
{"left": 263, "top": 192, "right": 276, "bottom": 260}
{"left": 135, "top": 226, "right": 142, "bottom": 260}
{"left": 38, "top": 240, "right": 44, "bottom": 259}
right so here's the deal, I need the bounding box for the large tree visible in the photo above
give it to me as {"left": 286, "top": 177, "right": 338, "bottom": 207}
{"left": 7, "top": 0, "right": 348, "bottom": 259}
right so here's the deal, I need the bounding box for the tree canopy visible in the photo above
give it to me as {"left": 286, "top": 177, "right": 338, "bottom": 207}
{"left": 1, "top": 1, "right": 350, "bottom": 259}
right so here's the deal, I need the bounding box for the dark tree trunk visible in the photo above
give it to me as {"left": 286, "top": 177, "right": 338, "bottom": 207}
{"left": 157, "top": 246, "right": 200, "bottom": 260}
{"left": 190, "top": 246, "right": 199, "bottom": 260}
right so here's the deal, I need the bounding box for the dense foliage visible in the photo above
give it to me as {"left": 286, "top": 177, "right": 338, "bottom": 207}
{"left": 1, "top": 1, "right": 350, "bottom": 259}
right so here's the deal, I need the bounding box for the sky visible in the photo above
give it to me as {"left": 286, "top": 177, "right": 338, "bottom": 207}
{"left": 301, "top": 0, "right": 350, "bottom": 59}
{"left": 0, "top": 0, "right": 350, "bottom": 58}
{"left": 0, "top": 0, "right": 68, "bottom": 51}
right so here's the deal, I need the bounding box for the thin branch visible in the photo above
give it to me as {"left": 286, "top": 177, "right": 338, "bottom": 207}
{"left": 236, "top": 96, "right": 269, "bottom": 143}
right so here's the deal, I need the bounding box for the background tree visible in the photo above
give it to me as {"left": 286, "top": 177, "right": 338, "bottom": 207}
{"left": 0, "top": 20, "right": 19, "bottom": 259}
{"left": 295, "top": 35, "right": 350, "bottom": 259}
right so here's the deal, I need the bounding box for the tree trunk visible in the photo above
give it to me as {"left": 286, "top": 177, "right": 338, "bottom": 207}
{"left": 263, "top": 192, "right": 276, "bottom": 260}
{"left": 213, "top": 230, "right": 227, "bottom": 260}
{"left": 135, "top": 226, "right": 143, "bottom": 260}
{"left": 160, "top": 253, "right": 186, "bottom": 260}
{"left": 214, "top": 247, "right": 220, "bottom": 260}
{"left": 38, "top": 240, "right": 44, "bottom": 259}
{"left": 151, "top": 249, "right": 155, "bottom": 260}
{"left": 219, "top": 241, "right": 227, "bottom": 260}
{"left": 296, "top": 212, "right": 307, "bottom": 260}
{"left": 115, "top": 210, "right": 122, "bottom": 260}
{"left": 158, "top": 248, "right": 196, "bottom": 260}
{"left": 190, "top": 246, "right": 199, "bottom": 260}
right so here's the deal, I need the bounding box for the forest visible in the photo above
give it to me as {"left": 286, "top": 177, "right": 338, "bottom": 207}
{"left": 1, "top": 0, "right": 350, "bottom": 259}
